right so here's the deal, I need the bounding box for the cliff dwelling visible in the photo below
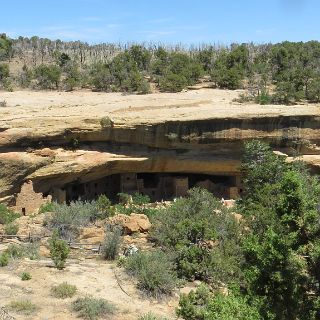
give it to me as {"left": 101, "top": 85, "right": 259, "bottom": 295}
{"left": 44, "top": 172, "right": 242, "bottom": 204}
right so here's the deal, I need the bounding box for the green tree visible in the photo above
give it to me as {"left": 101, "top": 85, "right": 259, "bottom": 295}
{"left": 0, "top": 34, "right": 12, "bottom": 60}
{"left": 211, "top": 45, "right": 248, "bottom": 90}
{"left": 128, "top": 45, "right": 151, "bottom": 71}
{"left": 240, "top": 140, "right": 320, "bottom": 319}
{"left": 33, "top": 64, "right": 61, "bottom": 89}
{"left": 307, "top": 76, "right": 320, "bottom": 102}
{"left": 0, "top": 63, "right": 9, "bottom": 80}
{"left": 49, "top": 231, "right": 70, "bottom": 269}
{"left": 55, "top": 52, "right": 71, "bottom": 68}
{"left": 159, "top": 72, "right": 187, "bottom": 92}
{"left": 152, "top": 188, "right": 243, "bottom": 285}
{"left": 177, "top": 285, "right": 260, "bottom": 320}
{"left": 63, "top": 63, "right": 80, "bottom": 91}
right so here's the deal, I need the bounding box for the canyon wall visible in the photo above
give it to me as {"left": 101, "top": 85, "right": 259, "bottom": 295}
{"left": 0, "top": 89, "right": 319, "bottom": 206}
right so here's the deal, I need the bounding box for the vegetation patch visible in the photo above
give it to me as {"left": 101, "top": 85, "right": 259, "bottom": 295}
{"left": 72, "top": 296, "right": 116, "bottom": 320}
{"left": 4, "top": 222, "right": 19, "bottom": 235}
{"left": 7, "top": 300, "right": 38, "bottom": 315}
{"left": 51, "top": 282, "right": 77, "bottom": 299}
{"left": 39, "top": 201, "right": 56, "bottom": 213}
{"left": 0, "top": 252, "right": 9, "bottom": 267}
{"left": 21, "top": 272, "right": 32, "bottom": 281}
{"left": 100, "top": 116, "right": 113, "bottom": 128}
{"left": 0, "top": 204, "right": 20, "bottom": 224}
{"left": 49, "top": 231, "right": 70, "bottom": 269}
{"left": 102, "top": 227, "right": 122, "bottom": 260}
{"left": 151, "top": 188, "right": 243, "bottom": 285}
{"left": 137, "top": 313, "right": 169, "bottom": 320}
{"left": 177, "top": 284, "right": 260, "bottom": 320}
{"left": 46, "top": 200, "right": 100, "bottom": 240}
{"left": 125, "top": 250, "right": 179, "bottom": 297}
{"left": 5, "top": 242, "right": 40, "bottom": 260}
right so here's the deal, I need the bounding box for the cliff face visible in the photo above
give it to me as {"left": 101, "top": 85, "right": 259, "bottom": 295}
{"left": 0, "top": 89, "right": 320, "bottom": 204}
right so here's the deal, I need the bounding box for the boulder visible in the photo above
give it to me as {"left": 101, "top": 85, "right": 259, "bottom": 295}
{"left": 108, "top": 213, "right": 152, "bottom": 235}
{"left": 130, "top": 214, "right": 151, "bottom": 232}
{"left": 79, "top": 226, "right": 105, "bottom": 244}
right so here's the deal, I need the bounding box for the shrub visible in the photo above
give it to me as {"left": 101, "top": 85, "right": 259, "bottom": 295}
{"left": 24, "top": 242, "right": 40, "bottom": 260}
{"left": 0, "top": 252, "right": 9, "bottom": 266}
{"left": 47, "top": 200, "right": 98, "bottom": 240}
{"left": 32, "top": 64, "right": 61, "bottom": 89}
{"left": 49, "top": 231, "right": 70, "bottom": 269}
{"left": 132, "top": 192, "right": 150, "bottom": 205}
{"left": 72, "top": 296, "right": 116, "bottom": 320}
{"left": 7, "top": 300, "right": 38, "bottom": 315}
{"left": 5, "top": 243, "right": 40, "bottom": 260}
{"left": 38, "top": 201, "right": 56, "bottom": 213}
{"left": 118, "top": 192, "right": 132, "bottom": 205}
{"left": 100, "top": 116, "right": 113, "bottom": 128}
{"left": 166, "top": 132, "right": 179, "bottom": 141}
{"left": 51, "top": 282, "right": 77, "bottom": 298}
{"left": 255, "top": 91, "right": 272, "bottom": 105}
{"left": 0, "top": 204, "right": 20, "bottom": 224}
{"left": 96, "top": 194, "right": 112, "bottom": 218}
{"left": 211, "top": 66, "right": 242, "bottom": 89}
{"left": 63, "top": 63, "right": 80, "bottom": 91}
{"left": 159, "top": 72, "right": 187, "bottom": 92}
{"left": 138, "top": 79, "right": 151, "bottom": 94}
{"left": 4, "top": 222, "right": 19, "bottom": 235}
{"left": 21, "top": 272, "right": 32, "bottom": 281}
{"left": 177, "top": 285, "right": 260, "bottom": 320}
{"left": 137, "top": 313, "right": 168, "bottom": 320}
{"left": 0, "top": 99, "right": 7, "bottom": 107}
{"left": 125, "top": 250, "right": 178, "bottom": 297}
{"left": 0, "top": 63, "right": 9, "bottom": 81}
{"left": 152, "top": 188, "right": 244, "bottom": 284}
{"left": 5, "top": 244, "right": 23, "bottom": 259}
{"left": 102, "top": 227, "right": 122, "bottom": 260}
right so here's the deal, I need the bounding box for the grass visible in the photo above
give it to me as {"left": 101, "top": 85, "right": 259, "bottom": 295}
{"left": 51, "top": 282, "right": 77, "bottom": 299}
{"left": 72, "top": 296, "right": 116, "bottom": 320}
{"left": 4, "top": 222, "right": 19, "bottom": 235}
{"left": 137, "top": 313, "right": 169, "bottom": 320}
{"left": 7, "top": 300, "right": 38, "bottom": 315}
{"left": 5, "top": 243, "right": 40, "bottom": 260}
{"left": 21, "top": 272, "right": 32, "bottom": 281}
{"left": 0, "top": 203, "right": 20, "bottom": 224}
{"left": 0, "top": 253, "right": 9, "bottom": 267}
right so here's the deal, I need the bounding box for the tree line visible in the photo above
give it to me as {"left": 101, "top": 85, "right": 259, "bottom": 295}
{"left": 1, "top": 34, "right": 320, "bottom": 103}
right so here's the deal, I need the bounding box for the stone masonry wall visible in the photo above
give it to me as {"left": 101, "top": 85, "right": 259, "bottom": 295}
{"left": 14, "top": 180, "right": 51, "bottom": 215}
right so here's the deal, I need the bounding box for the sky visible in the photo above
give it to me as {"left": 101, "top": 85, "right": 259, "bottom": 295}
{"left": 1, "top": 0, "right": 320, "bottom": 45}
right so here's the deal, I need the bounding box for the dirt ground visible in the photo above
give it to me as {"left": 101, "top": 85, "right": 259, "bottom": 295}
{"left": 0, "top": 257, "right": 178, "bottom": 320}
{"left": 1, "top": 89, "right": 319, "bottom": 126}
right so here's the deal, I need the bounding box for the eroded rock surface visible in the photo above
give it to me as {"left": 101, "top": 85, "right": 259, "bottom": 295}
{"left": 0, "top": 89, "right": 319, "bottom": 205}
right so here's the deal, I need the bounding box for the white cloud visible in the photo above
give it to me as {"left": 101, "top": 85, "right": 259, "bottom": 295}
{"left": 38, "top": 24, "right": 121, "bottom": 42}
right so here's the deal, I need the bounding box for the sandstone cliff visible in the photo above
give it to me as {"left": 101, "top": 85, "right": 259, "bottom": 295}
{"left": 0, "top": 89, "right": 319, "bottom": 205}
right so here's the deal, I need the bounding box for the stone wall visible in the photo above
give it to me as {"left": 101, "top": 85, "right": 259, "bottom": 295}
{"left": 14, "top": 180, "right": 51, "bottom": 215}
